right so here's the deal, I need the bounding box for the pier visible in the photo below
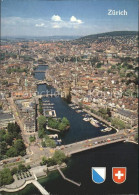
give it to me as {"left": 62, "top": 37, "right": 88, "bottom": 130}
{"left": 57, "top": 167, "right": 81, "bottom": 187}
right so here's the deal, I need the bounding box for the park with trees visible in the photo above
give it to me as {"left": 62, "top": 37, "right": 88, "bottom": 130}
{"left": 0, "top": 123, "right": 26, "bottom": 160}
{"left": 37, "top": 114, "right": 70, "bottom": 148}
{"left": 40, "top": 150, "right": 67, "bottom": 166}
{"left": 48, "top": 117, "right": 70, "bottom": 131}
{"left": 0, "top": 164, "right": 31, "bottom": 187}
{"left": 37, "top": 115, "right": 57, "bottom": 148}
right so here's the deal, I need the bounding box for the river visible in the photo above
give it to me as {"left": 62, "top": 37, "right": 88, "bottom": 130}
{"left": 3, "top": 65, "right": 138, "bottom": 195}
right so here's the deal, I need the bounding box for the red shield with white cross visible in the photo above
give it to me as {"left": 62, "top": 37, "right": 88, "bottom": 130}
{"left": 112, "top": 167, "right": 126, "bottom": 184}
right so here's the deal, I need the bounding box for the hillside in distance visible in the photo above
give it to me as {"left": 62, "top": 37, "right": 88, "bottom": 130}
{"left": 1, "top": 35, "right": 80, "bottom": 42}
{"left": 76, "top": 31, "right": 138, "bottom": 42}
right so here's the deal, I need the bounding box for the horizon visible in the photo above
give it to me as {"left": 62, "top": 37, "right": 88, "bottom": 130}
{"left": 1, "top": 30, "right": 138, "bottom": 39}
{"left": 1, "top": 0, "right": 138, "bottom": 37}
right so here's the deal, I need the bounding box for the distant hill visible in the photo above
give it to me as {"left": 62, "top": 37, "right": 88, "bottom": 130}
{"left": 76, "top": 31, "right": 138, "bottom": 42}
{"left": 1, "top": 35, "right": 80, "bottom": 42}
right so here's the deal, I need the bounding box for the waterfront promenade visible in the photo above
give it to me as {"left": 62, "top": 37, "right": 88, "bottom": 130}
{"left": 0, "top": 166, "right": 49, "bottom": 195}
{"left": 0, "top": 164, "right": 66, "bottom": 194}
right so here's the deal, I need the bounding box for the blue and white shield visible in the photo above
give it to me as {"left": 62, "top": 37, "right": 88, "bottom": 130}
{"left": 91, "top": 167, "right": 106, "bottom": 184}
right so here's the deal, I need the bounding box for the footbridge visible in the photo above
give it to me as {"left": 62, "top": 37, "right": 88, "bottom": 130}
{"left": 36, "top": 81, "right": 47, "bottom": 85}
{"left": 32, "top": 180, "right": 49, "bottom": 195}
{"left": 61, "top": 131, "right": 126, "bottom": 156}
{"left": 35, "top": 93, "right": 61, "bottom": 99}
{"left": 34, "top": 70, "right": 46, "bottom": 73}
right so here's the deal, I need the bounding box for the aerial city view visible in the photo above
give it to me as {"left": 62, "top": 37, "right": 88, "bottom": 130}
{"left": 0, "top": 0, "right": 138, "bottom": 194}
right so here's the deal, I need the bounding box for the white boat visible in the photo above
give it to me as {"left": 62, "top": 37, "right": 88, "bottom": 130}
{"left": 101, "top": 127, "right": 112, "bottom": 132}
{"left": 76, "top": 110, "right": 82, "bottom": 113}
{"left": 90, "top": 119, "right": 100, "bottom": 127}
{"left": 101, "top": 129, "right": 105, "bottom": 132}
{"left": 90, "top": 119, "right": 99, "bottom": 127}
{"left": 83, "top": 117, "right": 90, "bottom": 122}
{"left": 106, "top": 127, "right": 112, "bottom": 131}
{"left": 90, "top": 117, "right": 95, "bottom": 120}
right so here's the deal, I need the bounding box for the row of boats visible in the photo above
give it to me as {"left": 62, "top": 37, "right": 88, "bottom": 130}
{"left": 69, "top": 103, "right": 113, "bottom": 131}
{"left": 84, "top": 117, "right": 100, "bottom": 127}
{"left": 69, "top": 104, "right": 84, "bottom": 113}
{"left": 69, "top": 104, "right": 100, "bottom": 128}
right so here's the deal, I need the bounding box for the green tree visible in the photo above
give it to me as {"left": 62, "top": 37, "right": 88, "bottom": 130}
{"left": 4, "top": 133, "right": 13, "bottom": 146}
{"left": 107, "top": 108, "right": 111, "bottom": 117}
{"left": 53, "top": 150, "right": 66, "bottom": 165}
{"left": 45, "top": 138, "right": 56, "bottom": 148}
{"left": 0, "top": 168, "right": 13, "bottom": 187}
{"left": 18, "top": 164, "right": 27, "bottom": 172}
{"left": 41, "top": 141, "right": 46, "bottom": 147}
{"left": 0, "top": 129, "right": 6, "bottom": 142}
{"left": 7, "top": 123, "right": 20, "bottom": 138}
{"left": 7, "top": 123, "right": 15, "bottom": 133}
{"left": 29, "top": 135, "right": 36, "bottom": 142}
{"left": 39, "top": 99, "right": 43, "bottom": 115}
{"left": 38, "top": 128, "right": 46, "bottom": 138}
{"left": 42, "top": 156, "right": 47, "bottom": 165}
{"left": 111, "top": 118, "right": 126, "bottom": 130}
{"left": 48, "top": 118, "right": 59, "bottom": 129}
{"left": 48, "top": 117, "right": 70, "bottom": 131}
{"left": 99, "top": 108, "right": 107, "bottom": 115}
{"left": 26, "top": 165, "right": 31, "bottom": 170}
{"left": 58, "top": 123, "right": 67, "bottom": 131}
{"left": 13, "top": 139, "right": 26, "bottom": 156}
{"left": 38, "top": 115, "right": 47, "bottom": 129}
{"left": 0, "top": 141, "right": 7, "bottom": 155}
{"left": 46, "top": 158, "right": 55, "bottom": 166}
{"left": 6, "top": 147, "right": 17, "bottom": 157}
{"left": 11, "top": 167, "right": 18, "bottom": 175}
{"left": 96, "top": 62, "right": 102, "bottom": 68}
{"left": 62, "top": 117, "right": 70, "bottom": 126}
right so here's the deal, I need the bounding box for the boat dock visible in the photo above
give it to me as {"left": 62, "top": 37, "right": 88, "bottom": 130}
{"left": 57, "top": 167, "right": 81, "bottom": 187}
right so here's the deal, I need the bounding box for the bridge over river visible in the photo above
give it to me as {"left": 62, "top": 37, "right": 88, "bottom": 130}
{"left": 34, "top": 70, "right": 46, "bottom": 73}
{"left": 61, "top": 131, "right": 126, "bottom": 155}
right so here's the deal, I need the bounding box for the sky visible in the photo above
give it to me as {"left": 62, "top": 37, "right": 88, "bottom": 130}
{"left": 1, "top": 0, "right": 138, "bottom": 37}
